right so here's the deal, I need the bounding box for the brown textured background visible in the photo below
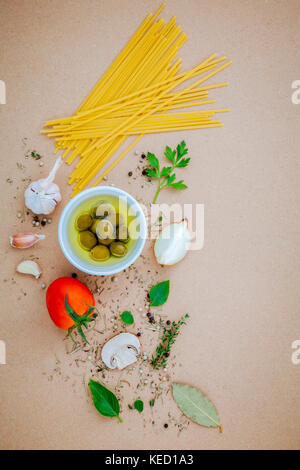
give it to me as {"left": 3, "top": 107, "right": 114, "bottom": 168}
{"left": 0, "top": 0, "right": 300, "bottom": 450}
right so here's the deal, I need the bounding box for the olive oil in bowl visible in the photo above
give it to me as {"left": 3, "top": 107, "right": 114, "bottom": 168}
{"left": 68, "top": 194, "right": 137, "bottom": 267}
{"left": 58, "top": 187, "right": 147, "bottom": 276}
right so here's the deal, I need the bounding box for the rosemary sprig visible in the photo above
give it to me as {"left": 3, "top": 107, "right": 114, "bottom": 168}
{"left": 151, "top": 314, "right": 189, "bottom": 369}
{"left": 145, "top": 141, "right": 190, "bottom": 203}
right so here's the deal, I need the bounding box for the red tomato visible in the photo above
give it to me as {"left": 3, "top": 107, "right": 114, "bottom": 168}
{"left": 46, "top": 277, "right": 95, "bottom": 330}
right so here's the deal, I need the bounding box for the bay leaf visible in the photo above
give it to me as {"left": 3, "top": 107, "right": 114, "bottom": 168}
{"left": 172, "top": 383, "right": 221, "bottom": 431}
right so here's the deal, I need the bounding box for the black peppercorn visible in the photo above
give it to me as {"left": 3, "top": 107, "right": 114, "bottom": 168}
{"left": 41, "top": 220, "right": 46, "bottom": 226}
{"left": 164, "top": 423, "right": 168, "bottom": 429}
{"left": 137, "top": 332, "right": 141, "bottom": 337}
{"left": 142, "top": 169, "right": 148, "bottom": 176}
{"left": 92, "top": 314, "right": 98, "bottom": 319}
{"left": 164, "top": 352, "right": 169, "bottom": 357}
{"left": 146, "top": 312, "right": 151, "bottom": 318}
{"left": 71, "top": 273, "right": 77, "bottom": 278}
{"left": 149, "top": 316, "right": 155, "bottom": 323}
{"left": 128, "top": 171, "right": 133, "bottom": 177}
{"left": 141, "top": 153, "right": 146, "bottom": 159}
{"left": 166, "top": 320, "right": 171, "bottom": 326}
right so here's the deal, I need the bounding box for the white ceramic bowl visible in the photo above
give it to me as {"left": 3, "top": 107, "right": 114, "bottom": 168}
{"left": 58, "top": 187, "right": 147, "bottom": 276}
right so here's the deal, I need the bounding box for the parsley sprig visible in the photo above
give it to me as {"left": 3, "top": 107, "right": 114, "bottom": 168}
{"left": 145, "top": 141, "right": 190, "bottom": 203}
{"left": 151, "top": 314, "right": 189, "bottom": 369}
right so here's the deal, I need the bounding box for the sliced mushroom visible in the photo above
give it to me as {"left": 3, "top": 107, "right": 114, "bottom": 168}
{"left": 101, "top": 333, "right": 141, "bottom": 370}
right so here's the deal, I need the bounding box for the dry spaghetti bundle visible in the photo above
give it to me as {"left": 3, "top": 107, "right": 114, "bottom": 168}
{"left": 42, "top": 4, "right": 231, "bottom": 197}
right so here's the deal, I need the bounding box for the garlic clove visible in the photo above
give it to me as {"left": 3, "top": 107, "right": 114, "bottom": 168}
{"left": 10, "top": 233, "right": 46, "bottom": 249}
{"left": 16, "top": 260, "right": 42, "bottom": 279}
{"left": 154, "top": 219, "right": 191, "bottom": 266}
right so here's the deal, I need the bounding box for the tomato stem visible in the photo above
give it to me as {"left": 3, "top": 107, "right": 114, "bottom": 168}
{"left": 65, "top": 294, "right": 96, "bottom": 345}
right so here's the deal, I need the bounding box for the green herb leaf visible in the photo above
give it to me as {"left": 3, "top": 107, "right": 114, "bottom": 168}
{"left": 176, "top": 141, "right": 188, "bottom": 161}
{"left": 121, "top": 311, "right": 134, "bottom": 325}
{"left": 134, "top": 400, "right": 144, "bottom": 413}
{"left": 146, "top": 168, "right": 158, "bottom": 178}
{"left": 147, "top": 152, "right": 159, "bottom": 170}
{"left": 176, "top": 157, "right": 190, "bottom": 168}
{"left": 149, "top": 280, "right": 170, "bottom": 307}
{"left": 151, "top": 314, "right": 189, "bottom": 369}
{"left": 89, "top": 380, "right": 122, "bottom": 422}
{"left": 146, "top": 142, "right": 190, "bottom": 203}
{"left": 160, "top": 166, "right": 172, "bottom": 177}
{"left": 172, "top": 383, "right": 221, "bottom": 431}
{"left": 164, "top": 146, "right": 176, "bottom": 163}
{"left": 169, "top": 180, "right": 187, "bottom": 190}
{"left": 149, "top": 399, "right": 155, "bottom": 407}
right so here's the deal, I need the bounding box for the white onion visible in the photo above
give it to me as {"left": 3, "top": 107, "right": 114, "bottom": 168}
{"left": 154, "top": 219, "right": 191, "bottom": 265}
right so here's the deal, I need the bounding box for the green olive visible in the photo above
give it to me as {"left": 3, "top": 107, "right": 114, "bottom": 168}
{"left": 110, "top": 241, "right": 127, "bottom": 257}
{"left": 76, "top": 214, "right": 93, "bottom": 231}
{"left": 95, "top": 201, "right": 115, "bottom": 219}
{"left": 96, "top": 219, "right": 115, "bottom": 240}
{"left": 98, "top": 238, "right": 114, "bottom": 246}
{"left": 79, "top": 231, "right": 97, "bottom": 250}
{"left": 90, "top": 219, "right": 100, "bottom": 234}
{"left": 116, "top": 225, "right": 130, "bottom": 243}
{"left": 90, "top": 245, "right": 110, "bottom": 261}
{"left": 90, "top": 204, "right": 100, "bottom": 218}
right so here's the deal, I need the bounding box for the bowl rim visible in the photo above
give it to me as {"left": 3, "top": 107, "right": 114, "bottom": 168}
{"left": 58, "top": 186, "right": 147, "bottom": 276}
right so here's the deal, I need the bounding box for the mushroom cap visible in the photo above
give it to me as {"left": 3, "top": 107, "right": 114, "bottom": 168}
{"left": 101, "top": 333, "right": 141, "bottom": 370}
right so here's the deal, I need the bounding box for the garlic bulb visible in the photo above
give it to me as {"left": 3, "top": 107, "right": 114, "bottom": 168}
{"left": 24, "top": 157, "right": 62, "bottom": 215}
{"left": 154, "top": 219, "right": 191, "bottom": 265}
{"left": 10, "top": 233, "right": 45, "bottom": 249}
{"left": 16, "top": 260, "right": 42, "bottom": 279}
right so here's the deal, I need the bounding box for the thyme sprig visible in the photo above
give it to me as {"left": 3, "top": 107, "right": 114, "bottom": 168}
{"left": 151, "top": 314, "right": 189, "bottom": 369}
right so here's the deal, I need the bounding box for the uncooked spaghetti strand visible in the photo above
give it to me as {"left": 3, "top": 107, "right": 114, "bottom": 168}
{"left": 89, "top": 60, "right": 231, "bottom": 152}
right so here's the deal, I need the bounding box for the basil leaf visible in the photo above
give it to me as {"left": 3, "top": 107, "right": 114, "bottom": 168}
{"left": 149, "top": 280, "right": 170, "bottom": 307}
{"left": 134, "top": 399, "right": 144, "bottom": 413}
{"left": 149, "top": 399, "right": 155, "bottom": 407}
{"left": 121, "top": 311, "right": 134, "bottom": 325}
{"left": 89, "top": 380, "right": 122, "bottom": 422}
